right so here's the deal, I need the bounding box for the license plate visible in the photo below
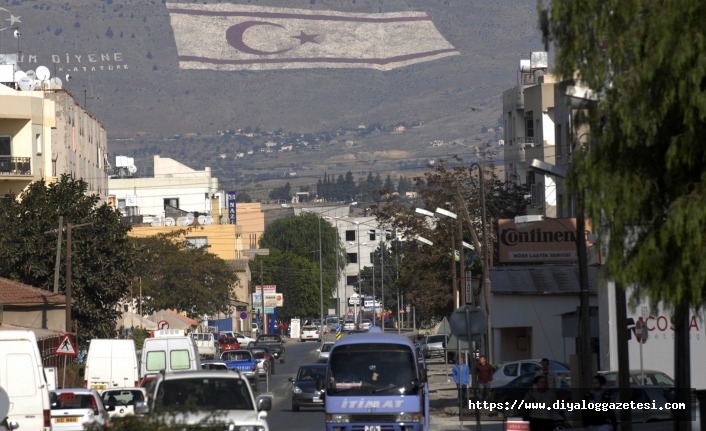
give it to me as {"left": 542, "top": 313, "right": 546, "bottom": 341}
{"left": 90, "top": 385, "right": 106, "bottom": 389}
{"left": 54, "top": 417, "right": 79, "bottom": 423}
{"left": 313, "top": 398, "right": 323, "bottom": 403}
{"left": 364, "top": 427, "right": 380, "bottom": 431}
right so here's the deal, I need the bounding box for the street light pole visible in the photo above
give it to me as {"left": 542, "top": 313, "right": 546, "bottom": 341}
{"left": 357, "top": 222, "right": 361, "bottom": 324}
{"left": 380, "top": 231, "right": 385, "bottom": 332}
{"left": 317, "top": 214, "right": 324, "bottom": 336}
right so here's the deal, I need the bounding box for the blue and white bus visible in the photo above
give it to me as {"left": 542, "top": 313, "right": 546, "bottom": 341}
{"left": 324, "top": 328, "right": 429, "bottom": 431}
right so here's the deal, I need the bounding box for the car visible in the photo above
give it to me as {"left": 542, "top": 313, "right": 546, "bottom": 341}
{"left": 489, "top": 371, "right": 572, "bottom": 416}
{"left": 220, "top": 331, "right": 257, "bottom": 347}
{"left": 49, "top": 389, "right": 110, "bottom": 430}
{"left": 251, "top": 323, "right": 261, "bottom": 338}
{"left": 218, "top": 350, "right": 260, "bottom": 391}
{"left": 218, "top": 337, "right": 241, "bottom": 352}
{"left": 300, "top": 325, "right": 321, "bottom": 342}
{"left": 316, "top": 357, "right": 329, "bottom": 364}
{"left": 342, "top": 320, "right": 356, "bottom": 331}
{"left": 84, "top": 339, "right": 139, "bottom": 390}
{"left": 491, "top": 359, "right": 570, "bottom": 388}
{"left": 358, "top": 319, "right": 372, "bottom": 330}
{"left": 317, "top": 342, "right": 335, "bottom": 361}
{"left": 248, "top": 346, "right": 276, "bottom": 377}
{"left": 100, "top": 388, "right": 147, "bottom": 418}
{"left": 254, "top": 335, "right": 286, "bottom": 363}
{"left": 200, "top": 361, "right": 229, "bottom": 370}
{"left": 604, "top": 386, "right": 688, "bottom": 423}
{"left": 346, "top": 329, "right": 367, "bottom": 335}
{"left": 135, "top": 370, "right": 271, "bottom": 430}
{"left": 189, "top": 332, "right": 222, "bottom": 359}
{"left": 288, "top": 364, "right": 328, "bottom": 411}
{"left": 599, "top": 369, "right": 675, "bottom": 386}
{"left": 421, "top": 334, "right": 449, "bottom": 358}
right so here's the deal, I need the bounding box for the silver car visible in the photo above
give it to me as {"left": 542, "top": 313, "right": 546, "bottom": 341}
{"left": 100, "top": 388, "right": 147, "bottom": 418}
{"left": 317, "top": 342, "right": 335, "bottom": 361}
{"left": 491, "top": 359, "right": 569, "bottom": 388}
{"left": 422, "top": 334, "right": 449, "bottom": 358}
{"left": 49, "top": 389, "right": 109, "bottom": 431}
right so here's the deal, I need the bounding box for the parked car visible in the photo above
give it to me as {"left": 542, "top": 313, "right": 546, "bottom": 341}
{"left": 220, "top": 331, "right": 256, "bottom": 347}
{"left": 218, "top": 337, "right": 241, "bottom": 352}
{"left": 0, "top": 330, "right": 52, "bottom": 431}
{"left": 254, "top": 335, "right": 286, "bottom": 363}
{"left": 300, "top": 326, "right": 321, "bottom": 342}
{"left": 134, "top": 370, "right": 271, "bottom": 430}
{"left": 358, "top": 319, "right": 372, "bottom": 330}
{"left": 49, "top": 389, "right": 109, "bottom": 430}
{"left": 84, "top": 339, "right": 139, "bottom": 390}
{"left": 251, "top": 323, "right": 261, "bottom": 338}
{"left": 100, "top": 388, "right": 147, "bottom": 418}
{"left": 489, "top": 371, "right": 572, "bottom": 416}
{"left": 317, "top": 342, "right": 335, "bottom": 361}
{"left": 604, "top": 386, "right": 685, "bottom": 423}
{"left": 422, "top": 334, "right": 449, "bottom": 358}
{"left": 342, "top": 320, "right": 356, "bottom": 331}
{"left": 600, "top": 369, "right": 674, "bottom": 386}
{"left": 288, "top": 364, "right": 328, "bottom": 411}
{"left": 189, "top": 332, "right": 221, "bottom": 359}
{"left": 316, "top": 357, "right": 329, "bottom": 364}
{"left": 491, "top": 359, "right": 570, "bottom": 388}
{"left": 248, "top": 346, "right": 276, "bottom": 377}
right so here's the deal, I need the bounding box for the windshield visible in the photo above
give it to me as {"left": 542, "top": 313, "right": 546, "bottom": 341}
{"left": 154, "top": 378, "right": 253, "bottom": 411}
{"left": 102, "top": 390, "right": 144, "bottom": 406}
{"left": 221, "top": 351, "right": 252, "bottom": 361}
{"left": 327, "top": 343, "right": 419, "bottom": 396}
{"left": 298, "top": 366, "right": 327, "bottom": 381}
{"left": 321, "top": 344, "right": 333, "bottom": 352}
{"left": 257, "top": 336, "right": 281, "bottom": 342}
{"left": 51, "top": 393, "right": 97, "bottom": 410}
{"left": 251, "top": 351, "right": 266, "bottom": 360}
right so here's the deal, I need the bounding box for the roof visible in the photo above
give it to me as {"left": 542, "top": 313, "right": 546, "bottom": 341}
{"left": 225, "top": 259, "right": 250, "bottom": 272}
{"left": 0, "top": 323, "right": 65, "bottom": 341}
{"left": 0, "top": 277, "right": 66, "bottom": 305}
{"left": 332, "top": 331, "right": 414, "bottom": 348}
{"left": 489, "top": 265, "right": 598, "bottom": 294}
{"left": 165, "top": 309, "right": 199, "bottom": 326}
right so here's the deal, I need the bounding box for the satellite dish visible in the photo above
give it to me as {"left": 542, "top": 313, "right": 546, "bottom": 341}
{"left": 18, "top": 77, "right": 33, "bottom": 91}
{"left": 197, "top": 215, "right": 207, "bottom": 225}
{"left": 51, "top": 77, "right": 62, "bottom": 89}
{"left": 25, "top": 70, "right": 36, "bottom": 80}
{"left": 14, "top": 70, "right": 25, "bottom": 82}
{"left": 127, "top": 165, "right": 137, "bottom": 174}
{"left": 204, "top": 216, "right": 214, "bottom": 225}
{"left": 65, "top": 74, "right": 72, "bottom": 82}
{"left": 186, "top": 213, "right": 194, "bottom": 224}
{"left": 36, "top": 66, "right": 50, "bottom": 81}
{"left": 165, "top": 217, "right": 175, "bottom": 227}
{"left": 13, "top": 29, "right": 19, "bottom": 39}
{"left": 151, "top": 219, "right": 160, "bottom": 227}
{"left": 176, "top": 217, "right": 188, "bottom": 226}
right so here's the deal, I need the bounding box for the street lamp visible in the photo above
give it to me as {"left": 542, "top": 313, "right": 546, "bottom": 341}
{"left": 416, "top": 236, "right": 434, "bottom": 246}
{"left": 525, "top": 158, "right": 592, "bottom": 391}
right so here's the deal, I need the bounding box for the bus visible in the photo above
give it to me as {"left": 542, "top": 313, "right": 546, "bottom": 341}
{"left": 324, "top": 327, "right": 429, "bottom": 430}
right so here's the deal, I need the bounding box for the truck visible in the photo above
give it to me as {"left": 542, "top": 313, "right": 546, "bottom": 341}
{"left": 217, "top": 350, "right": 260, "bottom": 391}
{"left": 324, "top": 327, "right": 429, "bottom": 431}
{"left": 254, "top": 334, "right": 286, "bottom": 363}
{"left": 602, "top": 284, "right": 706, "bottom": 389}
{"left": 188, "top": 332, "right": 221, "bottom": 359}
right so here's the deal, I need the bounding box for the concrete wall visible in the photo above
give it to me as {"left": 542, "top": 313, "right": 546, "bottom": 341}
{"left": 109, "top": 176, "right": 218, "bottom": 217}
{"left": 237, "top": 203, "right": 265, "bottom": 249}
{"left": 154, "top": 155, "right": 211, "bottom": 178}
{"left": 4, "top": 306, "right": 66, "bottom": 332}
{"left": 129, "top": 224, "right": 243, "bottom": 260}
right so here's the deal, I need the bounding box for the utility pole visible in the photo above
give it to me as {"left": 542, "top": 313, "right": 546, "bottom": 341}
{"left": 139, "top": 277, "right": 143, "bottom": 330}
{"left": 53, "top": 216, "right": 63, "bottom": 293}
{"left": 576, "top": 192, "right": 592, "bottom": 390}
{"left": 318, "top": 215, "right": 324, "bottom": 336}
{"left": 458, "top": 217, "right": 465, "bottom": 306}
{"left": 380, "top": 232, "right": 384, "bottom": 332}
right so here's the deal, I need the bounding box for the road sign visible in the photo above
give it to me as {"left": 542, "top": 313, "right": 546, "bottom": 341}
{"left": 399, "top": 308, "right": 405, "bottom": 314}
{"left": 635, "top": 320, "right": 647, "bottom": 344}
{"left": 406, "top": 306, "right": 411, "bottom": 313}
{"left": 336, "top": 331, "right": 342, "bottom": 340}
{"left": 346, "top": 308, "right": 354, "bottom": 317}
{"left": 54, "top": 334, "right": 77, "bottom": 356}
{"left": 239, "top": 312, "right": 248, "bottom": 320}
{"left": 157, "top": 320, "right": 170, "bottom": 330}
{"left": 449, "top": 305, "right": 487, "bottom": 341}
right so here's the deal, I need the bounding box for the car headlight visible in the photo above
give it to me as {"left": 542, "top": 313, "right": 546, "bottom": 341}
{"left": 326, "top": 414, "right": 350, "bottom": 423}
{"left": 293, "top": 386, "right": 303, "bottom": 394}
{"left": 395, "top": 413, "right": 421, "bottom": 422}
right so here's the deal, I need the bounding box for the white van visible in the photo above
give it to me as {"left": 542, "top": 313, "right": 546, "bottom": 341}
{"left": 84, "top": 339, "right": 139, "bottom": 390}
{"left": 0, "top": 330, "right": 51, "bottom": 431}
{"left": 140, "top": 330, "right": 199, "bottom": 377}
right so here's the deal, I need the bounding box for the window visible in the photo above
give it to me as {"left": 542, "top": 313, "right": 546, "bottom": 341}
{"left": 503, "top": 363, "right": 519, "bottom": 377}
{"left": 0, "top": 135, "right": 10, "bottom": 156}
{"left": 118, "top": 199, "right": 127, "bottom": 212}
{"left": 345, "top": 230, "right": 356, "bottom": 241}
{"left": 186, "top": 237, "right": 207, "bottom": 249}
{"left": 525, "top": 117, "right": 534, "bottom": 138}
{"left": 346, "top": 276, "right": 358, "bottom": 286}
{"left": 164, "top": 198, "right": 179, "bottom": 210}
{"left": 536, "top": 119, "right": 541, "bottom": 142}
{"left": 527, "top": 172, "right": 536, "bottom": 186}
{"left": 566, "top": 123, "right": 571, "bottom": 154}
{"left": 521, "top": 363, "right": 541, "bottom": 374}
{"left": 370, "top": 252, "right": 375, "bottom": 263}
{"left": 347, "top": 253, "right": 358, "bottom": 264}
{"left": 146, "top": 351, "right": 166, "bottom": 371}
{"left": 36, "top": 134, "right": 41, "bottom": 154}
{"left": 170, "top": 350, "right": 190, "bottom": 370}
{"left": 555, "top": 124, "right": 562, "bottom": 156}
{"left": 557, "top": 194, "right": 563, "bottom": 218}
{"left": 52, "top": 159, "right": 57, "bottom": 176}
{"left": 369, "top": 231, "right": 376, "bottom": 241}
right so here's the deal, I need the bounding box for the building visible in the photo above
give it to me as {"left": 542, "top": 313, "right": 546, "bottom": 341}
{"left": 502, "top": 51, "right": 558, "bottom": 217}
{"left": 129, "top": 224, "right": 245, "bottom": 259}
{"left": 0, "top": 277, "right": 67, "bottom": 333}
{"left": 0, "top": 85, "right": 108, "bottom": 199}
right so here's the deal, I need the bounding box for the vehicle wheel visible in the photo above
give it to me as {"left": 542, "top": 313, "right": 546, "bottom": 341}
{"left": 292, "top": 403, "right": 300, "bottom": 412}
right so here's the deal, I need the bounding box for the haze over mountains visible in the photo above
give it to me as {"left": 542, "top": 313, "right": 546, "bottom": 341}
{"left": 6, "top": 0, "right": 543, "bottom": 190}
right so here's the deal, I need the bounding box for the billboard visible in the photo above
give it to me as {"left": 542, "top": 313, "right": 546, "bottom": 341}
{"left": 498, "top": 218, "right": 593, "bottom": 263}
{"left": 227, "top": 191, "right": 237, "bottom": 224}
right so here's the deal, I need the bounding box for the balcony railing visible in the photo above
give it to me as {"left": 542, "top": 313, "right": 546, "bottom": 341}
{"left": 0, "top": 156, "right": 31, "bottom": 176}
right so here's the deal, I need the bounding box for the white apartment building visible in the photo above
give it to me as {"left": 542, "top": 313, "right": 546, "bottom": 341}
{"left": 108, "top": 155, "right": 221, "bottom": 222}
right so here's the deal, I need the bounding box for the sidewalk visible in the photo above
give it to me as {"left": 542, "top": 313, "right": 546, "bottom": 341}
{"left": 426, "top": 355, "right": 504, "bottom": 431}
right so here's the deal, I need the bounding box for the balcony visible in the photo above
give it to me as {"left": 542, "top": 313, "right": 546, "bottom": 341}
{"left": 516, "top": 137, "right": 535, "bottom": 147}
{"left": 0, "top": 156, "right": 31, "bottom": 176}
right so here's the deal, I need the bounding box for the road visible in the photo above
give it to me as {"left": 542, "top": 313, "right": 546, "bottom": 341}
{"left": 258, "top": 337, "right": 326, "bottom": 431}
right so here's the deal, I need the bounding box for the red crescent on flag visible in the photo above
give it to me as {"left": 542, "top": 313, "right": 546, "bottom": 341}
{"left": 226, "top": 21, "right": 293, "bottom": 56}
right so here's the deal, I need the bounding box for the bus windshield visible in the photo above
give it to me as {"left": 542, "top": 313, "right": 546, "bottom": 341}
{"left": 327, "top": 343, "right": 419, "bottom": 396}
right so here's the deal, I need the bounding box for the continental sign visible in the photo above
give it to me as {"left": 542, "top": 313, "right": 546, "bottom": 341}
{"left": 498, "top": 218, "right": 593, "bottom": 263}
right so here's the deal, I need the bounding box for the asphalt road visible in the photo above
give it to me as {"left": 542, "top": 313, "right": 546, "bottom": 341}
{"left": 260, "top": 337, "right": 326, "bottom": 431}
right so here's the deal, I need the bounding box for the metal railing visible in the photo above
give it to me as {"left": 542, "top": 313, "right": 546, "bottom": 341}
{"left": 0, "top": 156, "right": 31, "bottom": 175}
{"left": 516, "top": 136, "right": 535, "bottom": 146}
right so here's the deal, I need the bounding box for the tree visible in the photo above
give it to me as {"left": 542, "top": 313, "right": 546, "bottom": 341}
{"left": 131, "top": 230, "right": 238, "bottom": 319}
{"left": 0, "top": 175, "right": 134, "bottom": 345}
{"left": 540, "top": 0, "right": 706, "bottom": 412}
{"left": 237, "top": 191, "right": 253, "bottom": 203}
{"left": 383, "top": 174, "right": 395, "bottom": 193}
{"left": 268, "top": 182, "right": 291, "bottom": 202}
{"left": 258, "top": 213, "right": 346, "bottom": 309}
{"left": 249, "top": 250, "right": 321, "bottom": 321}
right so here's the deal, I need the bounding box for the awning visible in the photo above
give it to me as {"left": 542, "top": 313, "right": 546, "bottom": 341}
{"left": 489, "top": 264, "right": 598, "bottom": 294}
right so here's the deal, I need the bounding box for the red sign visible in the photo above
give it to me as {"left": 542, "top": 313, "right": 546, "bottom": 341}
{"left": 54, "top": 334, "right": 78, "bottom": 356}
{"left": 157, "top": 320, "right": 169, "bottom": 330}
{"left": 506, "top": 421, "right": 530, "bottom": 431}
{"left": 635, "top": 320, "right": 643, "bottom": 343}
